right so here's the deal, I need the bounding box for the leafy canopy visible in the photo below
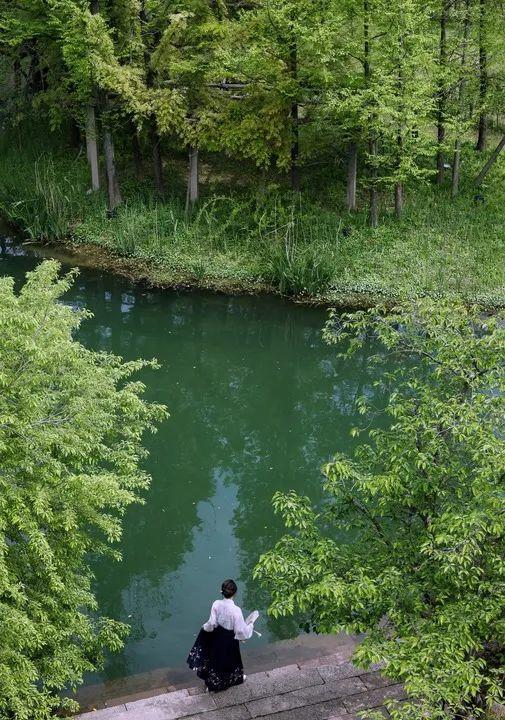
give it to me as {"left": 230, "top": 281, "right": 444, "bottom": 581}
{"left": 255, "top": 299, "right": 504, "bottom": 719}
{"left": 0, "top": 261, "right": 167, "bottom": 719}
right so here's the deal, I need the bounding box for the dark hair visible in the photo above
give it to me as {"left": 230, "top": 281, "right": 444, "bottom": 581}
{"left": 221, "top": 579, "right": 237, "bottom": 599}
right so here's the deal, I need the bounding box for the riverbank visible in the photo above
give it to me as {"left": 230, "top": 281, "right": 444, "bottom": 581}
{"left": 1, "top": 130, "right": 504, "bottom": 308}
{"left": 12, "top": 239, "right": 398, "bottom": 310}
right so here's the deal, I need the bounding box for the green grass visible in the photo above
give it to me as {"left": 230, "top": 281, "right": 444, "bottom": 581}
{"left": 0, "top": 127, "right": 503, "bottom": 306}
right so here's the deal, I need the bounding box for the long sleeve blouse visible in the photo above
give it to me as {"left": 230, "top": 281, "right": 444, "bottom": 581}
{"left": 203, "top": 598, "right": 254, "bottom": 641}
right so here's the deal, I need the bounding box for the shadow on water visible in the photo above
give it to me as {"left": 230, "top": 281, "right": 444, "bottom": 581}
{"left": 0, "top": 236, "right": 390, "bottom": 688}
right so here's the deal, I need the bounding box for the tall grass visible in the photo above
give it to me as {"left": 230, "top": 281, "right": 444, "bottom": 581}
{"left": 0, "top": 129, "right": 99, "bottom": 240}
{"left": 0, "top": 125, "right": 503, "bottom": 304}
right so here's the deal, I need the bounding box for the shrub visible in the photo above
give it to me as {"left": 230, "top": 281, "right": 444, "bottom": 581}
{"left": 255, "top": 299, "right": 505, "bottom": 719}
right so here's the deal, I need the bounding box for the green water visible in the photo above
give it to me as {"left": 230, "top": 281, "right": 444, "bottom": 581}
{"left": 0, "top": 239, "right": 388, "bottom": 684}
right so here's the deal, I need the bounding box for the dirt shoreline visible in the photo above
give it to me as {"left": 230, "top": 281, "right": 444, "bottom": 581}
{"left": 4, "top": 227, "right": 504, "bottom": 311}
{"left": 14, "top": 238, "right": 404, "bottom": 310}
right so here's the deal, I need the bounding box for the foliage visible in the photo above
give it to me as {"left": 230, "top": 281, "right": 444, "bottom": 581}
{"left": 254, "top": 299, "right": 505, "bottom": 718}
{"left": 0, "top": 261, "right": 167, "bottom": 719}
{"left": 204, "top": 0, "right": 332, "bottom": 169}
{"left": 322, "top": 0, "right": 437, "bottom": 191}
{"left": 1, "top": 0, "right": 504, "bottom": 217}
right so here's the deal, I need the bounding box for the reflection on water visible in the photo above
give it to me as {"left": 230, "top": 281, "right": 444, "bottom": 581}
{"left": 0, "top": 239, "right": 390, "bottom": 684}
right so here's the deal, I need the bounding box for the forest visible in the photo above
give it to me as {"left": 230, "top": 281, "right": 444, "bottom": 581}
{"left": 0, "top": 0, "right": 504, "bottom": 301}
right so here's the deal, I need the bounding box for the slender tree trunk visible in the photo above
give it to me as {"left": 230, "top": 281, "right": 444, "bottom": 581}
{"left": 451, "top": 138, "right": 462, "bottom": 198}
{"left": 364, "top": 0, "right": 377, "bottom": 227}
{"left": 346, "top": 142, "right": 358, "bottom": 211}
{"left": 451, "top": 0, "right": 471, "bottom": 199}
{"left": 149, "top": 121, "right": 164, "bottom": 198}
{"left": 185, "top": 146, "right": 199, "bottom": 213}
{"left": 369, "top": 138, "right": 378, "bottom": 228}
{"left": 474, "top": 134, "right": 505, "bottom": 185}
{"left": 131, "top": 126, "right": 143, "bottom": 180}
{"left": 85, "top": 104, "right": 100, "bottom": 191}
{"left": 395, "top": 48, "right": 405, "bottom": 219}
{"left": 364, "top": 0, "right": 370, "bottom": 92}
{"left": 289, "top": 20, "right": 300, "bottom": 192}
{"left": 68, "top": 117, "right": 81, "bottom": 148}
{"left": 102, "top": 119, "right": 122, "bottom": 213}
{"left": 87, "top": 0, "right": 101, "bottom": 192}
{"left": 436, "top": 2, "right": 448, "bottom": 184}
{"left": 476, "top": 0, "right": 487, "bottom": 151}
{"left": 394, "top": 182, "right": 403, "bottom": 218}
{"left": 13, "top": 58, "right": 21, "bottom": 94}
{"left": 290, "top": 102, "right": 300, "bottom": 191}
{"left": 395, "top": 118, "right": 404, "bottom": 217}
{"left": 26, "top": 47, "right": 45, "bottom": 94}
{"left": 139, "top": 3, "right": 165, "bottom": 197}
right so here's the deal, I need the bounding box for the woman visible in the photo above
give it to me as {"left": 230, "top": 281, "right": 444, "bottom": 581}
{"left": 187, "top": 579, "right": 258, "bottom": 693}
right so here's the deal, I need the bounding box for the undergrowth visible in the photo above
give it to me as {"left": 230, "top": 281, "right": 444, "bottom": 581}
{"left": 0, "top": 128, "right": 503, "bottom": 305}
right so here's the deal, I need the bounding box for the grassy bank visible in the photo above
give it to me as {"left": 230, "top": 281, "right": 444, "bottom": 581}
{"left": 0, "top": 129, "right": 504, "bottom": 307}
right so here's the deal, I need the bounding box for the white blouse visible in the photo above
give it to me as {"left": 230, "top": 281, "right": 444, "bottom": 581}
{"left": 203, "top": 598, "right": 254, "bottom": 641}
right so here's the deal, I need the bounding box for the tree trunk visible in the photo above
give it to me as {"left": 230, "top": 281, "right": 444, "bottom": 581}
{"left": 185, "top": 146, "right": 199, "bottom": 213}
{"left": 68, "top": 117, "right": 81, "bottom": 149}
{"left": 364, "top": 0, "right": 377, "bottom": 227}
{"left": 394, "top": 183, "right": 403, "bottom": 218}
{"left": 149, "top": 121, "right": 164, "bottom": 198}
{"left": 131, "top": 126, "right": 143, "bottom": 180}
{"left": 12, "top": 58, "right": 21, "bottom": 93}
{"left": 476, "top": 0, "right": 487, "bottom": 151}
{"left": 395, "top": 48, "right": 405, "bottom": 219}
{"left": 289, "top": 24, "right": 300, "bottom": 192}
{"left": 369, "top": 138, "right": 378, "bottom": 228}
{"left": 369, "top": 188, "right": 378, "bottom": 229}
{"left": 364, "top": 0, "right": 370, "bottom": 84}
{"left": 85, "top": 104, "right": 100, "bottom": 192}
{"left": 474, "top": 134, "right": 505, "bottom": 186}
{"left": 436, "top": 2, "right": 448, "bottom": 184}
{"left": 476, "top": 101, "right": 487, "bottom": 153}
{"left": 139, "top": 2, "right": 164, "bottom": 196}
{"left": 451, "top": 0, "right": 471, "bottom": 199}
{"left": 346, "top": 142, "right": 358, "bottom": 211}
{"left": 86, "top": 0, "right": 101, "bottom": 192}
{"left": 451, "top": 138, "right": 462, "bottom": 199}
{"left": 290, "top": 103, "right": 300, "bottom": 191}
{"left": 103, "top": 127, "right": 122, "bottom": 213}
{"left": 26, "top": 47, "right": 45, "bottom": 95}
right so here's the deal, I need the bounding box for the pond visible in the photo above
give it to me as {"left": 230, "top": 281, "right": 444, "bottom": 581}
{"left": 0, "top": 238, "right": 389, "bottom": 687}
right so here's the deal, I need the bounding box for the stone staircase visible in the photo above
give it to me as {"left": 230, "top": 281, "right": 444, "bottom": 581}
{"left": 76, "top": 653, "right": 405, "bottom": 720}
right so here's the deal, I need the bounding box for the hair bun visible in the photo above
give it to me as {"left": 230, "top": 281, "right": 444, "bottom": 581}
{"left": 221, "top": 579, "right": 237, "bottom": 599}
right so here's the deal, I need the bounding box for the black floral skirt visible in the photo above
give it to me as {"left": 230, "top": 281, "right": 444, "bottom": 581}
{"left": 187, "top": 626, "right": 244, "bottom": 692}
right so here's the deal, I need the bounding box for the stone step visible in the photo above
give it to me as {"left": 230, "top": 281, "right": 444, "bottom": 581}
{"left": 75, "top": 634, "right": 358, "bottom": 712}
{"left": 75, "top": 652, "right": 403, "bottom": 720}
{"left": 245, "top": 675, "right": 367, "bottom": 717}
{"left": 212, "top": 666, "right": 324, "bottom": 709}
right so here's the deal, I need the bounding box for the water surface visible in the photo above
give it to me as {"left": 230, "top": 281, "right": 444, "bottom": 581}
{"left": 0, "top": 239, "right": 387, "bottom": 684}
